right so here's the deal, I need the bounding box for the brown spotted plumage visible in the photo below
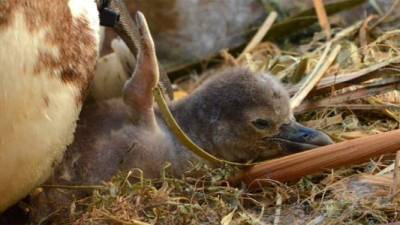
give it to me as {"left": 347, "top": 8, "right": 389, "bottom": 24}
{"left": 0, "top": 0, "right": 100, "bottom": 212}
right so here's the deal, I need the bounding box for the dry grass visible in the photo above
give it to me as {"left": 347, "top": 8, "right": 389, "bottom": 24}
{"left": 70, "top": 160, "right": 399, "bottom": 224}
{"left": 53, "top": 2, "right": 400, "bottom": 225}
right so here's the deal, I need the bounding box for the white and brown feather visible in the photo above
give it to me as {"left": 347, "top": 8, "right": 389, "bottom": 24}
{"left": 0, "top": 0, "right": 99, "bottom": 211}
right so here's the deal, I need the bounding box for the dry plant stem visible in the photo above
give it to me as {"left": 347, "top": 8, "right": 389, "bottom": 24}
{"left": 313, "top": 0, "right": 331, "bottom": 39}
{"left": 306, "top": 217, "right": 325, "bottom": 225}
{"left": 98, "top": 210, "right": 151, "bottom": 225}
{"left": 276, "top": 60, "right": 299, "bottom": 80}
{"left": 288, "top": 55, "right": 400, "bottom": 95}
{"left": 355, "top": 174, "right": 392, "bottom": 187}
{"left": 238, "top": 11, "right": 277, "bottom": 59}
{"left": 312, "top": 20, "right": 363, "bottom": 54}
{"left": 296, "top": 104, "right": 400, "bottom": 113}
{"left": 392, "top": 150, "right": 400, "bottom": 196}
{"left": 369, "top": 0, "right": 384, "bottom": 15}
{"left": 40, "top": 184, "right": 105, "bottom": 190}
{"left": 229, "top": 129, "right": 400, "bottom": 189}
{"left": 273, "top": 193, "right": 282, "bottom": 225}
{"left": 371, "top": 0, "right": 400, "bottom": 29}
{"left": 377, "top": 163, "right": 395, "bottom": 176}
{"left": 290, "top": 44, "right": 341, "bottom": 109}
{"left": 359, "top": 15, "right": 378, "bottom": 57}
{"left": 312, "top": 68, "right": 399, "bottom": 96}
{"left": 368, "top": 96, "right": 400, "bottom": 123}
{"left": 289, "top": 58, "right": 309, "bottom": 83}
{"left": 313, "top": 57, "right": 400, "bottom": 90}
{"left": 295, "top": 80, "right": 400, "bottom": 112}
{"left": 290, "top": 43, "right": 332, "bottom": 108}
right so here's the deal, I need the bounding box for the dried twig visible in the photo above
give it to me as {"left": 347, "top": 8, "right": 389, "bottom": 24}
{"left": 230, "top": 129, "right": 400, "bottom": 189}
{"left": 377, "top": 163, "right": 396, "bottom": 176}
{"left": 359, "top": 15, "right": 378, "bottom": 58}
{"left": 98, "top": 210, "right": 151, "bottom": 225}
{"left": 296, "top": 104, "right": 400, "bottom": 113}
{"left": 312, "top": 20, "right": 363, "bottom": 54}
{"left": 392, "top": 150, "right": 400, "bottom": 196}
{"left": 313, "top": 0, "right": 331, "bottom": 39}
{"left": 290, "top": 44, "right": 341, "bottom": 109}
{"left": 371, "top": 0, "right": 400, "bottom": 28}
{"left": 288, "top": 55, "right": 400, "bottom": 95}
{"left": 295, "top": 80, "right": 400, "bottom": 113}
{"left": 41, "top": 184, "right": 105, "bottom": 190}
{"left": 273, "top": 192, "right": 282, "bottom": 225}
{"left": 266, "top": 0, "right": 366, "bottom": 41}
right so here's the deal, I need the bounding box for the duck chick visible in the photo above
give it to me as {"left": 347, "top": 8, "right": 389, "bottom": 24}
{"left": 0, "top": 0, "right": 100, "bottom": 212}
{"left": 31, "top": 12, "right": 332, "bottom": 222}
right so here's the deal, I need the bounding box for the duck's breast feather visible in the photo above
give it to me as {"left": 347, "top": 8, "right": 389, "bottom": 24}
{"left": 0, "top": 0, "right": 100, "bottom": 212}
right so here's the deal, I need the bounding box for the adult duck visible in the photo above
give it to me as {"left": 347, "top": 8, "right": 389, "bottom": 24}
{"left": 0, "top": 0, "right": 100, "bottom": 211}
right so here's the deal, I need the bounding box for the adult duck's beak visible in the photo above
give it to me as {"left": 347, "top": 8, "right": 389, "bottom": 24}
{"left": 267, "top": 120, "right": 334, "bottom": 153}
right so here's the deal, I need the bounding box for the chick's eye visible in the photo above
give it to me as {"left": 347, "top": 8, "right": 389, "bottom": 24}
{"left": 252, "top": 119, "right": 271, "bottom": 130}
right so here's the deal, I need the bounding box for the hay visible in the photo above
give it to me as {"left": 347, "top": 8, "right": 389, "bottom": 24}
{"left": 69, "top": 161, "right": 399, "bottom": 224}
{"left": 49, "top": 2, "right": 400, "bottom": 224}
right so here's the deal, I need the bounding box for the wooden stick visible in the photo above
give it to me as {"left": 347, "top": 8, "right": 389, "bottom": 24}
{"left": 229, "top": 129, "right": 400, "bottom": 189}
{"left": 313, "top": 0, "right": 331, "bottom": 39}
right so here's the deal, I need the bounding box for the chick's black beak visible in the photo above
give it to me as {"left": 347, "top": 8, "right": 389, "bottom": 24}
{"left": 269, "top": 120, "right": 334, "bottom": 153}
